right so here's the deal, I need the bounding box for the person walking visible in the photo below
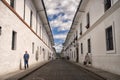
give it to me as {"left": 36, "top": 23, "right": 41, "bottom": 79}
{"left": 23, "top": 51, "right": 29, "bottom": 69}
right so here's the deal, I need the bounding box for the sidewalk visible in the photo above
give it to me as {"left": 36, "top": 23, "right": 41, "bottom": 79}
{"left": 72, "top": 62, "right": 120, "bottom": 80}
{"left": 0, "top": 61, "right": 50, "bottom": 80}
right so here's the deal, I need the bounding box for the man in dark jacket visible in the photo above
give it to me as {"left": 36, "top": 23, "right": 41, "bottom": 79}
{"left": 23, "top": 51, "right": 29, "bottom": 69}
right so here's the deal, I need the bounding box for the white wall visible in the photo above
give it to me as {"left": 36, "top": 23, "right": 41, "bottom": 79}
{"left": 0, "top": 0, "right": 53, "bottom": 76}
{"left": 63, "top": 0, "right": 120, "bottom": 75}
{"left": 78, "top": 0, "right": 120, "bottom": 75}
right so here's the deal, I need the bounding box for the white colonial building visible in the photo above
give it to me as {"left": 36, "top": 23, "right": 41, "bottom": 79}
{"left": 62, "top": 0, "right": 120, "bottom": 75}
{"left": 0, "top": 0, "right": 55, "bottom": 76}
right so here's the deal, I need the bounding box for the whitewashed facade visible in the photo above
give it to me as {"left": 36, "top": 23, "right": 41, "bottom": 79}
{"left": 62, "top": 0, "right": 120, "bottom": 75}
{"left": 0, "top": 0, "right": 54, "bottom": 75}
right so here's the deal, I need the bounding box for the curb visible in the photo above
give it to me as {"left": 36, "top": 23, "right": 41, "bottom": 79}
{"left": 5, "top": 60, "right": 52, "bottom": 80}
{"left": 18, "top": 60, "right": 51, "bottom": 80}
{"left": 68, "top": 61, "right": 107, "bottom": 80}
{"left": 76, "top": 64, "right": 107, "bottom": 80}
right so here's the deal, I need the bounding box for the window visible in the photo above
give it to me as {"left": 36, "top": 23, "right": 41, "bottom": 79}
{"left": 30, "top": 10, "right": 33, "bottom": 27}
{"left": 104, "top": 0, "right": 111, "bottom": 11}
{"left": 74, "top": 51, "right": 76, "bottom": 58}
{"left": 72, "top": 52, "right": 73, "bottom": 59}
{"left": 106, "top": 26, "right": 114, "bottom": 50}
{"left": 88, "top": 39, "right": 91, "bottom": 53}
{"left": 86, "top": 12, "right": 90, "bottom": 29}
{"left": 43, "top": 48, "right": 45, "bottom": 59}
{"left": 11, "top": 31, "right": 17, "bottom": 50}
{"left": 32, "top": 42, "right": 34, "bottom": 54}
{"left": 23, "top": 0, "right": 26, "bottom": 20}
{"left": 42, "top": 48, "right": 44, "bottom": 51}
{"left": 10, "top": 0, "right": 15, "bottom": 8}
{"left": 40, "top": 46, "right": 41, "bottom": 55}
{"left": 37, "top": 46, "right": 39, "bottom": 53}
{"left": 40, "top": 26, "right": 41, "bottom": 37}
{"left": 80, "top": 23, "right": 82, "bottom": 35}
{"left": 81, "top": 43, "right": 83, "bottom": 54}
{"left": 76, "top": 31, "right": 78, "bottom": 40}
{"left": 36, "top": 13, "right": 38, "bottom": 34}
{"left": 0, "top": 26, "right": 2, "bottom": 35}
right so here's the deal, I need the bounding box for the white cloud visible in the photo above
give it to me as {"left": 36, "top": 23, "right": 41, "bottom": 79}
{"left": 54, "top": 34, "right": 67, "bottom": 40}
{"left": 44, "top": 0, "right": 80, "bottom": 52}
{"left": 54, "top": 43, "right": 63, "bottom": 52}
{"left": 47, "top": 9, "right": 59, "bottom": 15}
{"left": 49, "top": 14, "right": 73, "bottom": 31}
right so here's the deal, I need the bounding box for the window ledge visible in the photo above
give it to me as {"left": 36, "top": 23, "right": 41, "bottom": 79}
{"left": 106, "top": 49, "right": 116, "bottom": 54}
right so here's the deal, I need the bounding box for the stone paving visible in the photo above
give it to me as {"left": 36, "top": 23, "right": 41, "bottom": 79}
{"left": 0, "top": 61, "right": 49, "bottom": 80}
{"left": 20, "top": 59, "right": 105, "bottom": 80}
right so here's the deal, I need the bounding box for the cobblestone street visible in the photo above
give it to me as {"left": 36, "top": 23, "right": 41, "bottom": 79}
{"left": 1, "top": 0, "right": 120, "bottom": 80}
{"left": 20, "top": 60, "right": 104, "bottom": 80}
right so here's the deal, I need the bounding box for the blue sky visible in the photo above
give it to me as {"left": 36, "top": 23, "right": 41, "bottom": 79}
{"left": 44, "top": 0, "right": 80, "bottom": 52}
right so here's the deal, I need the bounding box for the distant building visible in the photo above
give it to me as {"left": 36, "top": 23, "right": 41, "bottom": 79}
{"left": 0, "top": 0, "right": 54, "bottom": 75}
{"left": 62, "top": 0, "right": 120, "bottom": 75}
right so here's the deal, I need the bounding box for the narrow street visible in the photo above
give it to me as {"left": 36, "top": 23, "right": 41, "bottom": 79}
{"left": 20, "top": 60, "right": 104, "bottom": 80}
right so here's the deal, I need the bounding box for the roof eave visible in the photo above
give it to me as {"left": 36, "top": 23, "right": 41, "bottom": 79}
{"left": 33, "top": 0, "right": 54, "bottom": 46}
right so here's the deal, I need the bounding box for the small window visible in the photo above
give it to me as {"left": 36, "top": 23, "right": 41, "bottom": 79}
{"left": 80, "top": 23, "right": 82, "bottom": 35}
{"left": 39, "top": 26, "right": 41, "bottom": 37}
{"left": 74, "top": 51, "right": 76, "bottom": 58}
{"left": 72, "top": 52, "right": 73, "bottom": 59}
{"left": 42, "top": 48, "right": 44, "bottom": 51}
{"left": 0, "top": 26, "right": 2, "bottom": 35}
{"left": 104, "top": 0, "right": 111, "bottom": 11}
{"left": 32, "top": 42, "right": 34, "bottom": 54}
{"left": 86, "top": 12, "right": 90, "bottom": 29}
{"left": 76, "top": 31, "right": 78, "bottom": 40}
{"left": 23, "top": 0, "right": 26, "bottom": 20}
{"left": 43, "top": 48, "right": 45, "bottom": 59}
{"left": 88, "top": 39, "right": 91, "bottom": 53}
{"left": 11, "top": 31, "right": 17, "bottom": 50}
{"left": 30, "top": 10, "right": 33, "bottom": 27}
{"left": 81, "top": 43, "right": 83, "bottom": 54}
{"left": 106, "top": 26, "right": 114, "bottom": 51}
{"left": 40, "top": 46, "right": 41, "bottom": 55}
{"left": 37, "top": 46, "right": 39, "bottom": 53}
{"left": 10, "top": 0, "right": 15, "bottom": 8}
